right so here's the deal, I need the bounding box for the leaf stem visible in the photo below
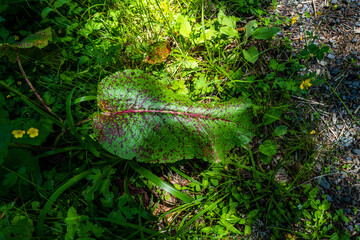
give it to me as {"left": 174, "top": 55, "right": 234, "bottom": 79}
{"left": 16, "top": 48, "right": 54, "bottom": 114}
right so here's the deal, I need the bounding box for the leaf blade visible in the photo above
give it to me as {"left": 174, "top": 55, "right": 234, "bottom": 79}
{"left": 93, "top": 70, "right": 253, "bottom": 163}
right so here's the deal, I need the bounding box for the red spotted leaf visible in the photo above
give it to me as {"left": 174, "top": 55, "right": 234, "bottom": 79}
{"left": 143, "top": 41, "right": 171, "bottom": 64}
{"left": 15, "top": 27, "right": 52, "bottom": 49}
{"left": 92, "top": 69, "right": 253, "bottom": 163}
{"left": 0, "top": 27, "right": 52, "bottom": 62}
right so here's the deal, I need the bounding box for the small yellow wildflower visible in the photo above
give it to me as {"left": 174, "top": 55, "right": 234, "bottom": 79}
{"left": 300, "top": 79, "right": 312, "bottom": 90}
{"left": 333, "top": 4, "right": 338, "bottom": 10}
{"left": 310, "top": 130, "right": 316, "bottom": 135}
{"left": 291, "top": 17, "right": 297, "bottom": 25}
{"left": 14, "top": 35, "right": 19, "bottom": 41}
{"left": 17, "top": 81, "right": 22, "bottom": 85}
{"left": 6, "top": 94, "right": 11, "bottom": 99}
{"left": 58, "top": 29, "right": 62, "bottom": 34}
{"left": 161, "top": 1, "right": 169, "bottom": 13}
{"left": 286, "top": 233, "right": 296, "bottom": 240}
{"left": 27, "top": 127, "right": 39, "bottom": 138}
{"left": 12, "top": 130, "right": 25, "bottom": 138}
{"left": 300, "top": 36, "right": 303, "bottom": 41}
{"left": 316, "top": 11, "right": 322, "bottom": 16}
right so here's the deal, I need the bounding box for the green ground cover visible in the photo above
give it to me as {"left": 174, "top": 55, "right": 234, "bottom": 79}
{"left": 0, "top": 0, "right": 354, "bottom": 239}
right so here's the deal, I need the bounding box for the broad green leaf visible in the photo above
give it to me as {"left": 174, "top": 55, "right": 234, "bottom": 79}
{"left": 92, "top": 69, "right": 253, "bottom": 163}
{"left": 242, "top": 46, "right": 258, "bottom": 64}
{"left": 273, "top": 125, "right": 288, "bottom": 136}
{"left": 15, "top": 27, "right": 52, "bottom": 49}
{"left": 41, "top": 7, "right": 53, "bottom": 19}
{"left": 54, "top": 0, "right": 70, "bottom": 8}
{"left": 259, "top": 140, "right": 277, "bottom": 156}
{"left": 244, "top": 225, "right": 251, "bottom": 236}
{"left": 218, "top": 10, "right": 238, "bottom": 38}
{"left": 262, "top": 108, "right": 282, "bottom": 125}
{"left": 244, "top": 20, "right": 257, "bottom": 40}
{"left": 179, "top": 18, "right": 191, "bottom": 38}
{"left": 195, "top": 28, "right": 217, "bottom": 44}
{"left": 218, "top": 10, "right": 236, "bottom": 29}
{"left": 0, "top": 27, "right": 52, "bottom": 62}
{"left": 9, "top": 214, "right": 34, "bottom": 240}
{"left": 269, "top": 59, "right": 278, "bottom": 70}
{"left": 220, "top": 26, "right": 238, "bottom": 38}
{"left": 252, "top": 27, "right": 281, "bottom": 40}
{"left": 65, "top": 207, "right": 79, "bottom": 240}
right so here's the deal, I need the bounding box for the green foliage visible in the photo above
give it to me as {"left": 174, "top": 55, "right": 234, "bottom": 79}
{"left": 0, "top": 0, "right": 349, "bottom": 239}
{"left": 0, "top": 93, "right": 11, "bottom": 164}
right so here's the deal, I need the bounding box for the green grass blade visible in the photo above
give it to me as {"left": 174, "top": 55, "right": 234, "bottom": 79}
{"left": 170, "top": 166, "right": 202, "bottom": 186}
{"left": 66, "top": 87, "right": 100, "bottom": 157}
{"left": 129, "top": 161, "right": 193, "bottom": 203}
{"left": 74, "top": 95, "right": 97, "bottom": 104}
{"left": 175, "top": 195, "right": 227, "bottom": 237}
{"left": 37, "top": 169, "right": 92, "bottom": 236}
{"left": 96, "top": 217, "right": 166, "bottom": 238}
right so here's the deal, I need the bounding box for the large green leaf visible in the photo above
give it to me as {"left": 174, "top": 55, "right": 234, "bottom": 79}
{"left": 0, "top": 27, "right": 52, "bottom": 62}
{"left": 242, "top": 46, "right": 258, "bottom": 64}
{"left": 92, "top": 69, "right": 253, "bottom": 163}
{"left": 252, "top": 27, "right": 281, "bottom": 40}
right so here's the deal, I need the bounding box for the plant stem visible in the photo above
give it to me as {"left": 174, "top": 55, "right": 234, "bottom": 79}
{"left": 15, "top": 48, "right": 54, "bottom": 114}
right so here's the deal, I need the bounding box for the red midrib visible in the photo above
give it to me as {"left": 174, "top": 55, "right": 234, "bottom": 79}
{"left": 101, "top": 109, "right": 231, "bottom": 122}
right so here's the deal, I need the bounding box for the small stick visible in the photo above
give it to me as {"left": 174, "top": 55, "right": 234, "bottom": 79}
{"left": 291, "top": 95, "right": 326, "bottom": 106}
{"left": 16, "top": 49, "right": 54, "bottom": 114}
{"left": 312, "top": 0, "right": 317, "bottom": 19}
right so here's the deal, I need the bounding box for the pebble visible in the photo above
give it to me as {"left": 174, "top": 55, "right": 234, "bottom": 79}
{"left": 327, "top": 54, "right": 336, "bottom": 59}
{"left": 331, "top": 0, "right": 337, "bottom": 3}
{"left": 352, "top": 149, "right": 360, "bottom": 155}
{"left": 350, "top": 51, "right": 357, "bottom": 55}
{"left": 319, "top": 177, "right": 331, "bottom": 189}
{"left": 326, "top": 195, "right": 333, "bottom": 202}
{"left": 344, "top": 81, "right": 352, "bottom": 85}
{"left": 352, "top": 38, "right": 357, "bottom": 43}
{"left": 353, "top": 81, "right": 360, "bottom": 87}
{"left": 330, "top": 68, "right": 340, "bottom": 75}
{"left": 356, "top": 22, "right": 360, "bottom": 27}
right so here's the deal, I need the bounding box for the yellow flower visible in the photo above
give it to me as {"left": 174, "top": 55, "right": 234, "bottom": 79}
{"left": 17, "top": 81, "right": 22, "bottom": 85}
{"left": 12, "top": 130, "right": 25, "bottom": 138}
{"left": 291, "top": 17, "right": 297, "bottom": 24}
{"left": 300, "top": 36, "right": 303, "bottom": 41}
{"left": 310, "top": 130, "right": 316, "bottom": 135}
{"left": 161, "top": 1, "right": 169, "bottom": 13}
{"left": 6, "top": 94, "right": 11, "bottom": 99}
{"left": 286, "top": 233, "right": 296, "bottom": 240}
{"left": 300, "top": 79, "right": 312, "bottom": 90}
{"left": 333, "top": 4, "right": 338, "bottom": 10}
{"left": 27, "top": 127, "right": 39, "bottom": 138}
{"left": 14, "top": 35, "right": 19, "bottom": 41}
